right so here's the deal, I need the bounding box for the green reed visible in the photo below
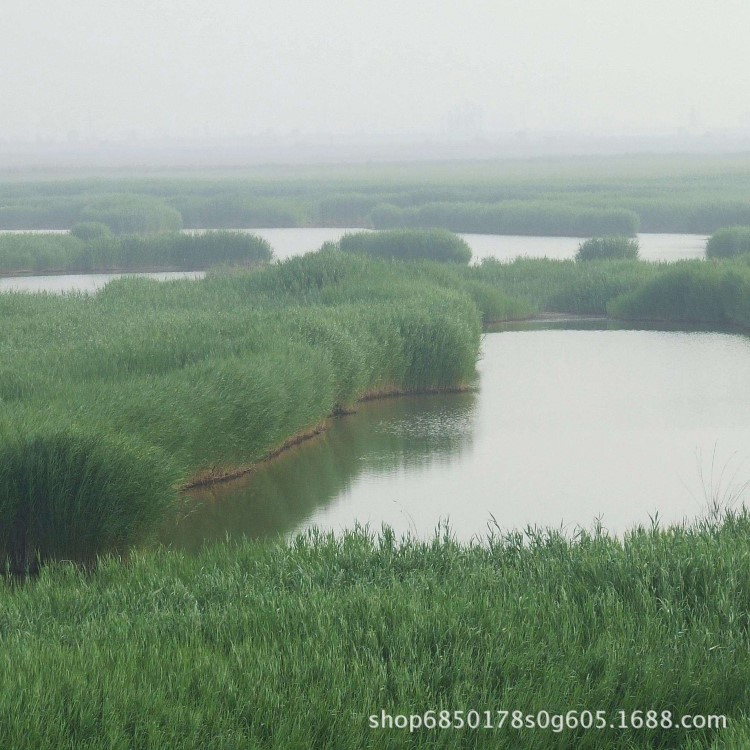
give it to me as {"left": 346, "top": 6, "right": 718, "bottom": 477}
{"left": 339, "top": 228, "right": 472, "bottom": 263}
{"left": 0, "top": 253, "right": 483, "bottom": 569}
{"left": 575, "top": 236, "right": 640, "bottom": 261}
{"left": 0, "top": 231, "right": 272, "bottom": 273}
{"left": 0, "top": 517, "right": 748, "bottom": 748}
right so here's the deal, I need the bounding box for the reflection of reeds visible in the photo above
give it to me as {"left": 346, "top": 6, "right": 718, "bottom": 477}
{"left": 163, "top": 393, "right": 477, "bottom": 550}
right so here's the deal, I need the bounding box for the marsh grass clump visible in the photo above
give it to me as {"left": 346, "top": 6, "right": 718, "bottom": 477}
{"left": 108, "top": 231, "right": 273, "bottom": 270}
{"left": 0, "top": 427, "right": 178, "bottom": 572}
{"left": 706, "top": 226, "right": 750, "bottom": 258}
{"left": 0, "top": 230, "right": 272, "bottom": 274}
{"left": 339, "top": 229, "right": 472, "bottom": 263}
{"left": 575, "top": 235, "right": 640, "bottom": 261}
{"left": 607, "top": 262, "right": 743, "bottom": 325}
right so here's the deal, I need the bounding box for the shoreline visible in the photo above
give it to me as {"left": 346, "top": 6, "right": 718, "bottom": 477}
{"left": 180, "top": 382, "right": 475, "bottom": 491}
{"left": 178, "top": 311, "right": 750, "bottom": 494}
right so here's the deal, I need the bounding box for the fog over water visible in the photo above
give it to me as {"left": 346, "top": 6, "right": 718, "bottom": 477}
{"left": 3, "top": 2, "right": 750, "bottom": 164}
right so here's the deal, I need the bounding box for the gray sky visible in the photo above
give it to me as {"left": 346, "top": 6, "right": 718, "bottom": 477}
{"left": 3, "top": 0, "right": 750, "bottom": 143}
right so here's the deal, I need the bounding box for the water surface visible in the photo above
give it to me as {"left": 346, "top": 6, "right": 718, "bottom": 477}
{"left": 162, "top": 326, "right": 750, "bottom": 549}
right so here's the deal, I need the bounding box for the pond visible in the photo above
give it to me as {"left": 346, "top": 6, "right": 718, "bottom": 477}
{"left": 160, "top": 324, "right": 750, "bottom": 550}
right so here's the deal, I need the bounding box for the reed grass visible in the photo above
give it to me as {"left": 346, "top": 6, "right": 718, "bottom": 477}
{"left": 575, "top": 235, "right": 640, "bottom": 261}
{"left": 0, "top": 253, "right": 482, "bottom": 569}
{"left": 339, "top": 228, "right": 472, "bottom": 263}
{"left": 0, "top": 231, "right": 272, "bottom": 273}
{"left": 80, "top": 194, "right": 183, "bottom": 234}
{"left": 0, "top": 517, "right": 748, "bottom": 748}
{"left": 70, "top": 221, "right": 113, "bottom": 241}
{"left": 469, "top": 257, "right": 659, "bottom": 315}
{"left": 3, "top": 154, "right": 750, "bottom": 235}
{"left": 608, "top": 261, "right": 750, "bottom": 328}
{"left": 369, "top": 201, "right": 641, "bottom": 237}
{"left": 705, "top": 226, "right": 750, "bottom": 259}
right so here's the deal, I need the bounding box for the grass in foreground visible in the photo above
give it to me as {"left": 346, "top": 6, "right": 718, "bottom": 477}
{"left": 1, "top": 517, "right": 749, "bottom": 749}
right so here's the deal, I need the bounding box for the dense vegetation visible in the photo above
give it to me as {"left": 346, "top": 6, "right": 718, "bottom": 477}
{"left": 0, "top": 250, "right": 492, "bottom": 571}
{"left": 0, "top": 518, "right": 747, "bottom": 749}
{"left": 339, "top": 228, "right": 472, "bottom": 263}
{"left": 2, "top": 190, "right": 750, "bottom": 747}
{"left": 3, "top": 153, "right": 750, "bottom": 235}
{"left": 706, "top": 226, "right": 750, "bottom": 258}
{"left": 0, "top": 231, "right": 272, "bottom": 273}
{"left": 575, "top": 236, "right": 640, "bottom": 262}
{"left": 369, "top": 201, "right": 640, "bottom": 236}
{"left": 609, "top": 259, "right": 750, "bottom": 328}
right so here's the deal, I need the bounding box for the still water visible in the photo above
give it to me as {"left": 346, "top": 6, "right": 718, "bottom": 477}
{"left": 161, "top": 325, "right": 750, "bottom": 550}
{"left": 0, "top": 229, "right": 706, "bottom": 293}
{"left": 207, "top": 228, "right": 708, "bottom": 264}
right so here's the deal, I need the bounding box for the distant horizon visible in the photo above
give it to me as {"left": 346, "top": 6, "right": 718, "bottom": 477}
{"left": 3, "top": 129, "right": 750, "bottom": 172}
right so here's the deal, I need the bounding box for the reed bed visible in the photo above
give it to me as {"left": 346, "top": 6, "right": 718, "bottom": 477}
{"left": 575, "top": 236, "right": 640, "bottom": 261}
{"left": 79, "top": 194, "right": 183, "bottom": 234}
{"left": 0, "top": 231, "right": 272, "bottom": 274}
{"left": 369, "top": 201, "right": 640, "bottom": 237}
{"left": 609, "top": 260, "right": 750, "bottom": 328}
{"left": 0, "top": 252, "right": 483, "bottom": 570}
{"left": 1, "top": 517, "right": 748, "bottom": 748}
{"left": 468, "top": 257, "right": 660, "bottom": 315}
{"left": 339, "top": 228, "right": 472, "bottom": 263}
{"left": 8, "top": 242, "right": 748, "bottom": 570}
{"left": 3, "top": 154, "right": 750, "bottom": 235}
{"left": 705, "top": 226, "right": 750, "bottom": 259}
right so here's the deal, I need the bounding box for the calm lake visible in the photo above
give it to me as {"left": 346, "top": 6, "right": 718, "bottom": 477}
{"left": 161, "top": 324, "right": 750, "bottom": 550}
{"left": 0, "top": 229, "right": 706, "bottom": 293}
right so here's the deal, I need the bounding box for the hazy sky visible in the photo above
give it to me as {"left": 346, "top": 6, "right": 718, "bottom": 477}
{"left": 3, "top": 0, "right": 750, "bottom": 142}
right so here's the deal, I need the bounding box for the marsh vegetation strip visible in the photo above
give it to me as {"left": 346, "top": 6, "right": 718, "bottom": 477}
{"left": 0, "top": 231, "right": 707, "bottom": 295}
{"left": 0, "top": 270, "right": 204, "bottom": 293}
{"left": 165, "top": 327, "right": 750, "bottom": 549}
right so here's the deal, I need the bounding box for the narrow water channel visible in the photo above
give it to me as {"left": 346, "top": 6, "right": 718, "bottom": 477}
{"left": 160, "top": 324, "right": 750, "bottom": 550}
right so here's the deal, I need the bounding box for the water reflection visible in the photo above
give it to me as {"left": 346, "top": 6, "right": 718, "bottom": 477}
{"left": 160, "top": 328, "right": 750, "bottom": 548}
{"left": 160, "top": 392, "right": 476, "bottom": 552}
